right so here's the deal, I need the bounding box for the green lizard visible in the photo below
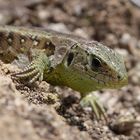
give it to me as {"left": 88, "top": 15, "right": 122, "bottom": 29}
{"left": 0, "top": 25, "right": 128, "bottom": 119}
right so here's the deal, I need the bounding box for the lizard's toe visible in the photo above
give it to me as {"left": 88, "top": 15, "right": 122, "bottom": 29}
{"left": 12, "top": 50, "right": 50, "bottom": 84}
{"left": 28, "top": 70, "right": 44, "bottom": 83}
{"left": 12, "top": 62, "right": 44, "bottom": 83}
{"left": 80, "top": 94, "right": 107, "bottom": 120}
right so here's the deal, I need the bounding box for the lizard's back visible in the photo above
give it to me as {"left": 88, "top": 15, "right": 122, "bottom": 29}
{"left": 0, "top": 25, "right": 85, "bottom": 64}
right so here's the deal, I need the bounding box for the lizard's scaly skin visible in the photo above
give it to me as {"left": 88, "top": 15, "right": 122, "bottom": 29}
{"left": 0, "top": 25, "right": 128, "bottom": 119}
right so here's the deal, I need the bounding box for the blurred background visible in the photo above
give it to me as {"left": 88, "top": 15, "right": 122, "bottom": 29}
{"left": 0, "top": 0, "right": 140, "bottom": 140}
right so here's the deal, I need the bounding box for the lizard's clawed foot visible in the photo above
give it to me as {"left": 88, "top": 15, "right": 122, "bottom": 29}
{"left": 12, "top": 53, "right": 50, "bottom": 84}
{"left": 12, "top": 61, "right": 44, "bottom": 83}
{"left": 80, "top": 94, "right": 107, "bottom": 120}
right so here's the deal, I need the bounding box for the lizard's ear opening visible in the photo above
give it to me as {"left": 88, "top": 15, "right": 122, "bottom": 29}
{"left": 64, "top": 43, "right": 79, "bottom": 67}
{"left": 66, "top": 52, "right": 74, "bottom": 66}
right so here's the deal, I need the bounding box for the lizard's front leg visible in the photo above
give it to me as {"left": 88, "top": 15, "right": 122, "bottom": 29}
{"left": 80, "top": 93, "right": 107, "bottom": 120}
{"left": 12, "top": 49, "right": 50, "bottom": 84}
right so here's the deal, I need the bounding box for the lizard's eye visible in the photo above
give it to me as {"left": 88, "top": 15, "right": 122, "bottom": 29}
{"left": 90, "top": 56, "right": 102, "bottom": 70}
{"left": 67, "top": 52, "right": 74, "bottom": 66}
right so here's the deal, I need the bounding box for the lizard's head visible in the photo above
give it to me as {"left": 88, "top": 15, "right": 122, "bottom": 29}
{"left": 62, "top": 42, "right": 128, "bottom": 93}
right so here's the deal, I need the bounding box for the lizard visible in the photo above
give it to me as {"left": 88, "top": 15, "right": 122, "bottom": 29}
{"left": 0, "top": 25, "right": 128, "bottom": 119}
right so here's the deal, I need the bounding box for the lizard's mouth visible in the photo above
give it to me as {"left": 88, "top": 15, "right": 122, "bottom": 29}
{"left": 106, "top": 74, "right": 128, "bottom": 89}
{"left": 89, "top": 72, "right": 128, "bottom": 89}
